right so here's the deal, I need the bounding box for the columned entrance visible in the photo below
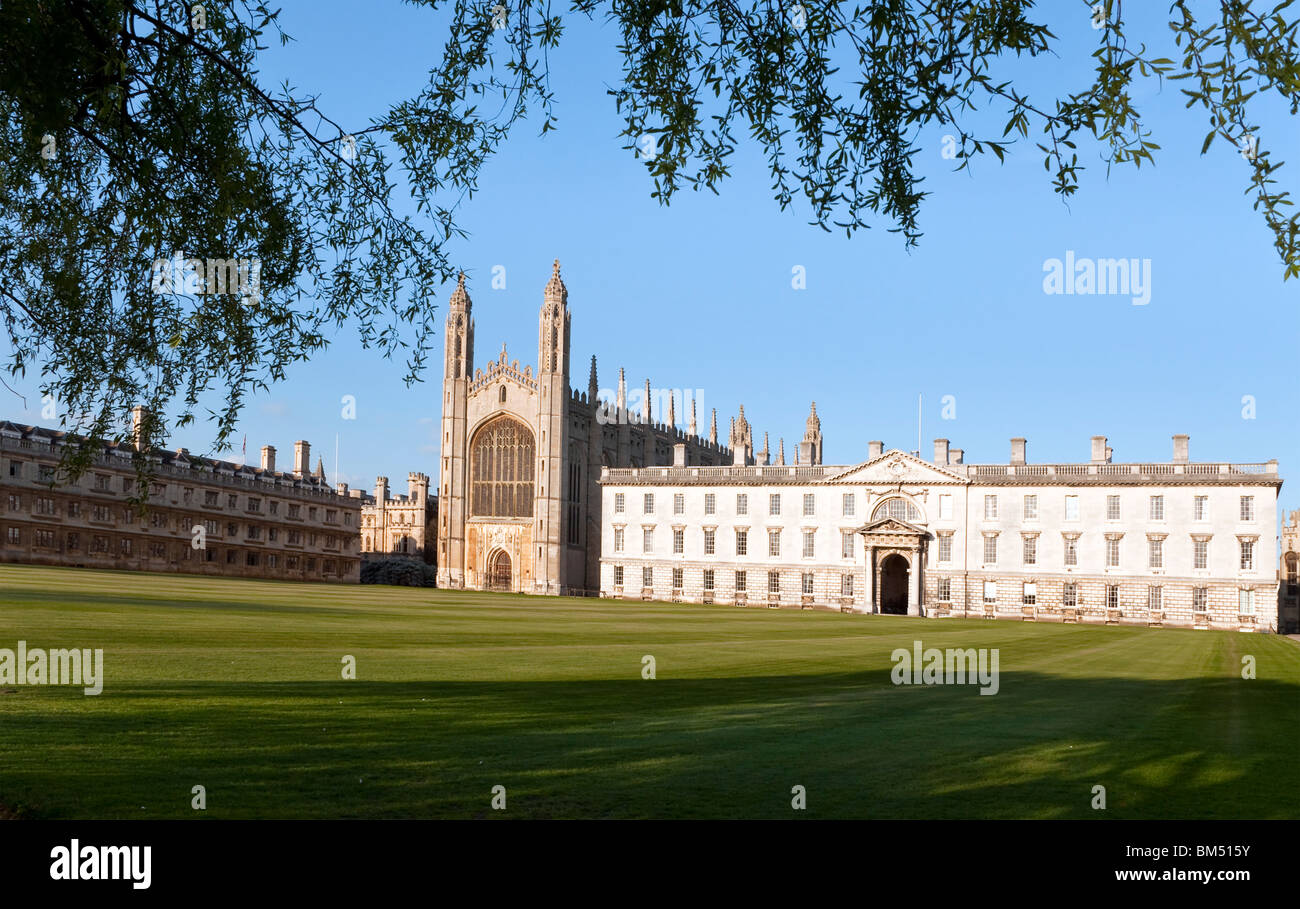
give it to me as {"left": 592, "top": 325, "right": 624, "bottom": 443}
{"left": 487, "top": 549, "right": 513, "bottom": 591}
{"left": 880, "top": 554, "right": 909, "bottom": 614}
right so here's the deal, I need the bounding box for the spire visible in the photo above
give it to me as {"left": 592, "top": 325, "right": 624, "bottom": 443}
{"left": 449, "top": 271, "right": 470, "bottom": 309}
{"left": 643, "top": 378, "right": 652, "bottom": 424}
{"left": 709, "top": 408, "right": 717, "bottom": 445}
{"left": 588, "top": 355, "right": 598, "bottom": 399}
{"left": 668, "top": 391, "right": 676, "bottom": 428}
{"left": 314, "top": 456, "right": 326, "bottom": 482}
{"left": 688, "top": 397, "right": 698, "bottom": 437}
{"left": 758, "top": 431, "right": 770, "bottom": 465}
{"left": 800, "top": 400, "right": 824, "bottom": 465}
{"left": 617, "top": 368, "right": 627, "bottom": 411}
{"left": 544, "top": 258, "right": 567, "bottom": 303}
{"left": 777, "top": 438, "right": 786, "bottom": 465}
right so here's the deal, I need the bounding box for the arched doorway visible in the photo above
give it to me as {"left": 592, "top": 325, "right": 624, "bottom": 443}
{"left": 487, "top": 549, "right": 513, "bottom": 591}
{"left": 880, "top": 553, "right": 909, "bottom": 615}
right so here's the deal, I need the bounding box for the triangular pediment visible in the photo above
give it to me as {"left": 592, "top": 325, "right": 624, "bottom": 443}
{"left": 856, "top": 516, "right": 930, "bottom": 536}
{"left": 827, "top": 449, "right": 966, "bottom": 485}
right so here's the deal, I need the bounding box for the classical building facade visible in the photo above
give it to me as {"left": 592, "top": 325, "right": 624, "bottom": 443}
{"left": 0, "top": 413, "right": 362, "bottom": 582}
{"left": 435, "top": 262, "right": 738, "bottom": 594}
{"left": 360, "top": 473, "right": 437, "bottom": 564}
{"left": 599, "top": 431, "right": 1283, "bottom": 632}
{"left": 1279, "top": 511, "right": 1299, "bottom": 633}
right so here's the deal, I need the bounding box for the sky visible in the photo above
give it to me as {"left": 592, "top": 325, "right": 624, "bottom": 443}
{"left": 5, "top": 2, "right": 1298, "bottom": 517}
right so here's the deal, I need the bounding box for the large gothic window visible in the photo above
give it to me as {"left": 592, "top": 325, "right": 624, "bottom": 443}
{"left": 872, "top": 497, "right": 920, "bottom": 522}
{"left": 470, "top": 417, "right": 535, "bottom": 518}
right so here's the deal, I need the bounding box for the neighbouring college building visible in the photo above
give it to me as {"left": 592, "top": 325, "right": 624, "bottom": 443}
{"left": 598, "top": 429, "right": 1284, "bottom": 632}
{"left": 0, "top": 411, "right": 363, "bottom": 582}
{"left": 360, "top": 472, "right": 438, "bottom": 564}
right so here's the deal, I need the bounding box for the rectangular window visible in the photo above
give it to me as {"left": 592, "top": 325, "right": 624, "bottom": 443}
{"left": 7, "top": 461, "right": 22, "bottom": 478}
{"left": 802, "top": 572, "right": 814, "bottom": 595}
{"left": 672, "top": 528, "right": 684, "bottom": 554}
{"left": 1022, "top": 536, "right": 1037, "bottom": 566}
{"left": 938, "top": 535, "right": 952, "bottom": 563}
{"left": 1193, "top": 539, "right": 1208, "bottom": 570}
{"left": 1106, "top": 585, "right": 1119, "bottom": 609}
{"left": 1106, "top": 495, "right": 1121, "bottom": 521}
{"left": 735, "top": 529, "right": 748, "bottom": 556}
{"left": 768, "top": 570, "right": 781, "bottom": 593}
{"left": 673, "top": 493, "right": 684, "bottom": 515}
{"left": 644, "top": 493, "right": 655, "bottom": 514}
{"left": 1023, "top": 495, "right": 1038, "bottom": 520}
{"left": 1148, "top": 586, "right": 1162, "bottom": 610}
{"left": 1106, "top": 538, "right": 1121, "bottom": 567}
{"left": 983, "top": 535, "right": 997, "bottom": 565}
{"left": 1240, "top": 540, "right": 1254, "bottom": 571}
{"left": 1194, "top": 495, "right": 1208, "bottom": 521}
{"left": 5, "top": 526, "right": 18, "bottom": 545}
{"left": 643, "top": 527, "right": 654, "bottom": 553}
{"left": 769, "top": 494, "right": 781, "bottom": 516}
{"left": 643, "top": 566, "right": 653, "bottom": 588}
{"left": 613, "top": 565, "right": 624, "bottom": 586}
{"left": 842, "top": 531, "right": 855, "bottom": 559}
{"left": 703, "top": 569, "right": 715, "bottom": 591}
{"left": 982, "top": 580, "right": 997, "bottom": 604}
{"left": 1149, "top": 495, "right": 1164, "bottom": 521}
{"left": 1063, "top": 537, "right": 1078, "bottom": 566}
{"left": 704, "top": 494, "right": 716, "bottom": 515}
{"left": 802, "top": 494, "right": 815, "bottom": 517}
{"left": 615, "top": 493, "right": 625, "bottom": 514}
{"left": 802, "top": 529, "right": 815, "bottom": 559}
{"left": 672, "top": 567, "right": 683, "bottom": 589}
{"left": 1065, "top": 495, "right": 1079, "bottom": 521}
{"left": 937, "top": 578, "right": 951, "bottom": 602}
{"left": 614, "top": 528, "right": 624, "bottom": 553}
{"left": 1192, "top": 587, "right": 1208, "bottom": 612}
{"left": 984, "top": 495, "right": 998, "bottom": 520}
{"left": 735, "top": 570, "right": 746, "bottom": 592}
{"left": 1022, "top": 582, "right": 1037, "bottom": 605}
{"left": 1239, "top": 589, "right": 1256, "bottom": 614}
{"left": 939, "top": 494, "right": 953, "bottom": 520}
{"left": 768, "top": 529, "right": 781, "bottom": 557}
{"left": 842, "top": 493, "right": 855, "bottom": 517}
{"left": 1148, "top": 538, "right": 1163, "bottom": 569}
{"left": 736, "top": 494, "right": 748, "bottom": 516}
{"left": 841, "top": 574, "right": 854, "bottom": 596}
{"left": 1063, "top": 582, "right": 1077, "bottom": 608}
{"left": 1240, "top": 496, "right": 1255, "bottom": 521}
{"left": 704, "top": 528, "right": 716, "bottom": 555}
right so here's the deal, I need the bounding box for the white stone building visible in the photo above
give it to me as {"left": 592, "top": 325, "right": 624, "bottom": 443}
{"left": 598, "top": 429, "right": 1282, "bottom": 632}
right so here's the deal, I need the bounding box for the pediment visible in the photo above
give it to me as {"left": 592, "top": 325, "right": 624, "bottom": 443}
{"left": 856, "top": 516, "right": 929, "bottom": 537}
{"left": 827, "top": 449, "right": 966, "bottom": 486}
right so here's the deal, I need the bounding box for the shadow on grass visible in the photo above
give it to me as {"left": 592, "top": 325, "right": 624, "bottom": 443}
{"left": 0, "top": 670, "right": 1295, "bottom": 820}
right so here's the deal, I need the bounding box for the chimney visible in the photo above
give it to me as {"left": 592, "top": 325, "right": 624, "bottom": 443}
{"left": 260, "top": 445, "right": 276, "bottom": 472}
{"left": 1090, "top": 435, "right": 1108, "bottom": 463}
{"left": 673, "top": 443, "right": 687, "bottom": 467}
{"left": 950, "top": 448, "right": 964, "bottom": 464}
{"left": 1010, "top": 437, "right": 1026, "bottom": 465}
{"left": 1172, "top": 434, "right": 1189, "bottom": 463}
{"left": 933, "top": 438, "right": 950, "bottom": 465}
{"left": 868, "top": 440, "right": 884, "bottom": 459}
{"left": 294, "top": 440, "right": 310, "bottom": 477}
{"left": 336, "top": 482, "right": 348, "bottom": 496}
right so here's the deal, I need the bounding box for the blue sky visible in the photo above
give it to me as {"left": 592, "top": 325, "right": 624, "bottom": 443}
{"left": 6, "top": 2, "right": 1298, "bottom": 516}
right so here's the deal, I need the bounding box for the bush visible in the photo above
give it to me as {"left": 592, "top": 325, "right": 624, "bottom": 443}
{"left": 361, "top": 557, "right": 437, "bottom": 587}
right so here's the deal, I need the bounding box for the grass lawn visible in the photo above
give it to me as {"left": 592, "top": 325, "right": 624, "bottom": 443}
{"left": 0, "top": 564, "right": 1296, "bottom": 819}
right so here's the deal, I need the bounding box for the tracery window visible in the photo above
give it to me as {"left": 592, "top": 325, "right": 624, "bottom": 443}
{"left": 470, "top": 418, "right": 535, "bottom": 518}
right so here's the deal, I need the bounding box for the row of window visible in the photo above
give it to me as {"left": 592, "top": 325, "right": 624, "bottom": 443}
{"left": 941, "top": 578, "right": 1257, "bottom": 614}
{"left": 5, "top": 466, "right": 346, "bottom": 523}
{"left": 611, "top": 490, "right": 1260, "bottom": 523}
{"left": 2, "top": 524, "right": 343, "bottom": 551}
{"left": 616, "top": 525, "right": 1258, "bottom": 571}
{"left": 612, "top": 565, "right": 855, "bottom": 597}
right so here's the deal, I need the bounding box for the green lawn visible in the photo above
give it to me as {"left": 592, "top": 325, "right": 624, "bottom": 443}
{"left": 0, "top": 564, "right": 1296, "bottom": 819}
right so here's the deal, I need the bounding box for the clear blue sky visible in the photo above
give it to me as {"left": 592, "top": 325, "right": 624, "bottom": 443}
{"left": 5, "top": 2, "right": 1298, "bottom": 518}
